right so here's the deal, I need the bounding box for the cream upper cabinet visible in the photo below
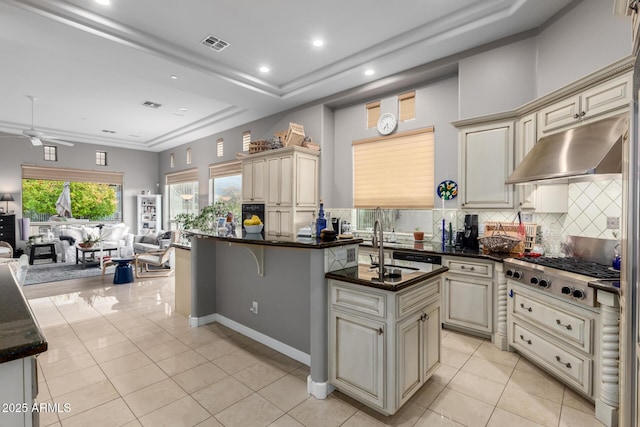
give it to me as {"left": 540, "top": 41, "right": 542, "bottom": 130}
{"left": 516, "top": 114, "right": 568, "bottom": 213}
{"left": 295, "top": 153, "right": 318, "bottom": 208}
{"left": 538, "top": 74, "right": 631, "bottom": 136}
{"left": 267, "top": 155, "right": 293, "bottom": 206}
{"left": 459, "top": 120, "right": 514, "bottom": 209}
{"left": 241, "top": 159, "right": 266, "bottom": 202}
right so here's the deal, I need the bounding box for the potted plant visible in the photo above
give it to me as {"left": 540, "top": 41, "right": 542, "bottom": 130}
{"left": 413, "top": 227, "right": 424, "bottom": 241}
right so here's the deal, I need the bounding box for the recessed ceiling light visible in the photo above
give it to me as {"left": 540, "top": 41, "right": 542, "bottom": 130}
{"left": 259, "top": 66, "right": 270, "bottom": 73}
{"left": 364, "top": 69, "right": 375, "bottom": 76}
{"left": 95, "top": 0, "right": 111, "bottom": 5}
{"left": 170, "top": 75, "right": 178, "bottom": 80}
{"left": 312, "top": 39, "right": 324, "bottom": 47}
{"left": 178, "top": 108, "right": 187, "bottom": 112}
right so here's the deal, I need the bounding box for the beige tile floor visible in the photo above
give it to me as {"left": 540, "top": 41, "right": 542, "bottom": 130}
{"left": 24, "top": 274, "right": 606, "bottom": 427}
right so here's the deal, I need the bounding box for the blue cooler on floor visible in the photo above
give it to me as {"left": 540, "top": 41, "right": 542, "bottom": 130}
{"left": 113, "top": 258, "right": 135, "bottom": 284}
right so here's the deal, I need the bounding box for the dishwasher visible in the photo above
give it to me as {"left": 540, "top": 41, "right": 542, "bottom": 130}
{"left": 391, "top": 251, "right": 442, "bottom": 272}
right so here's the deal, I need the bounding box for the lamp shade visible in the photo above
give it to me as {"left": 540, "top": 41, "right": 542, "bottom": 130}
{"left": 0, "top": 193, "right": 14, "bottom": 202}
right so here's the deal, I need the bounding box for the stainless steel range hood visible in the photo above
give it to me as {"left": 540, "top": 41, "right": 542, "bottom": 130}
{"left": 506, "top": 113, "right": 627, "bottom": 184}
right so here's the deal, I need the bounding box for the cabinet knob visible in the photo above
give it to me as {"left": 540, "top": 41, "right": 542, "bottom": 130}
{"left": 555, "top": 355, "right": 572, "bottom": 369}
{"left": 378, "top": 327, "right": 384, "bottom": 335}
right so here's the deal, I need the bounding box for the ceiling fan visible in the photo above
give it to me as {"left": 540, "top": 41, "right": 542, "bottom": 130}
{"left": 0, "top": 96, "right": 74, "bottom": 147}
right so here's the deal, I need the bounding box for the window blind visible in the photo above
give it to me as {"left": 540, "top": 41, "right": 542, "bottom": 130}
{"left": 242, "top": 131, "right": 251, "bottom": 152}
{"left": 398, "top": 91, "right": 416, "bottom": 121}
{"left": 353, "top": 128, "right": 434, "bottom": 208}
{"left": 166, "top": 168, "right": 198, "bottom": 185}
{"left": 366, "top": 101, "right": 381, "bottom": 129}
{"left": 22, "top": 164, "right": 123, "bottom": 185}
{"left": 209, "top": 160, "right": 241, "bottom": 179}
{"left": 216, "top": 139, "right": 224, "bottom": 157}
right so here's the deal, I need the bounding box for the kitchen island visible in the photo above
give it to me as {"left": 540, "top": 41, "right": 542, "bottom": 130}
{"left": 182, "top": 230, "right": 449, "bottom": 404}
{"left": 0, "top": 263, "right": 48, "bottom": 427}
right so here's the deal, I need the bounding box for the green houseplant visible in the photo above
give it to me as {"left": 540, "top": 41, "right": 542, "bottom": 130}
{"left": 413, "top": 227, "right": 424, "bottom": 241}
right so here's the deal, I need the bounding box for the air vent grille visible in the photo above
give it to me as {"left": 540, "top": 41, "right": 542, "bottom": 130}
{"left": 201, "top": 35, "right": 230, "bottom": 52}
{"left": 142, "top": 101, "right": 162, "bottom": 109}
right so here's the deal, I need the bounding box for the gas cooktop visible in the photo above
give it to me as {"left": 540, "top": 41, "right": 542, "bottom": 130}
{"left": 516, "top": 256, "right": 620, "bottom": 280}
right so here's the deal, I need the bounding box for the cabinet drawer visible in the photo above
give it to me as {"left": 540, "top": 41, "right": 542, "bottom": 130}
{"left": 397, "top": 278, "right": 440, "bottom": 319}
{"left": 510, "top": 321, "right": 591, "bottom": 395}
{"left": 444, "top": 258, "right": 492, "bottom": 278}
{"left": 513, "top": 292, "right": 592, "bottom": 353}
{"left": 331, "top": 283, "right": 386, "bottom": 319}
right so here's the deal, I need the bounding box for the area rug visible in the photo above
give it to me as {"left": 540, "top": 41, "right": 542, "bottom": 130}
{"left": 24, "top": 262, "right": 116, "bottom": 286}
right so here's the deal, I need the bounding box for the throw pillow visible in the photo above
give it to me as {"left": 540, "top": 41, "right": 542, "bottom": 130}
{"left": 141, "top": 233, "right": 158, "bottom": 244}
{"left": 61, "top": 227, "right": 83, "bottom": 243}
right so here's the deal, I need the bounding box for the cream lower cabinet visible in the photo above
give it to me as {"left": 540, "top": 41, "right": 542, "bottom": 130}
{"left": 329, "top": 276, "right": 441, "bottom": 415}
{"left": 442, "top": 257, "right": 494, "bottom": 336}
{"left": 0, "top": 356, "right": 38, "bottom": 427}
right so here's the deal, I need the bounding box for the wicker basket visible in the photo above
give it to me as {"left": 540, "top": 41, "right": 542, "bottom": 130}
{"left": 477, "top": 224, "right": 522, "bottom": 253}
{"left": 249, "top": 140, "right": 271, "bottom": 154}
{"left": 285, "top": 122, "right": 305, "bottom": 146}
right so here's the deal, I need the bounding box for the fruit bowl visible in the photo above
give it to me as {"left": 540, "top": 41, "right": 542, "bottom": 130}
{"left": 245, "top": 224, "right": 263, "bottom": 234}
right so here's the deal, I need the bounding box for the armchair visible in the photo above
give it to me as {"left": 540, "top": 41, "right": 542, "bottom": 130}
{"left": 0, "top": 241, "right": 13, "bottom": 258}
{"left": 134, "top": 246, "right": 175, "bottom": 278}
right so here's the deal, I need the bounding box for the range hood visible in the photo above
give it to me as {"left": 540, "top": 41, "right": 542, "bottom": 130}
{"left": 506, "top": 113, "right": 627, "bottom": 184}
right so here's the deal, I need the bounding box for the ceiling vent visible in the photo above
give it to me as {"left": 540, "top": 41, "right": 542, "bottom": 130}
{"left": 101, "top": 129, "right": 116, "bottom": 134}
{"left": 201, "top": 35, "right": 230, "bottom": 52}
{"left": 142, "top": 101, "right": 162, "bottom": 109}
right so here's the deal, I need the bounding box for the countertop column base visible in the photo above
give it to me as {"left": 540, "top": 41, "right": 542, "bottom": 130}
{"left": 307, "top": 376, "right": 334, "bottom": 400}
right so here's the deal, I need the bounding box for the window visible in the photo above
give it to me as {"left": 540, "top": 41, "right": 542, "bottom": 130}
{"left": 186, "top": 148, "right": 192, "bottom": 164}
{"left": 21, "top": 165, "right": 123, "bottom": 222}
{"left": 366, "top": 101, "right": 381, "bottom": 129}
{"left": 398, "top": 91, "right": 416, "bottom": 121}
{"left": 216, "top": 139, "right": 224, "bottom": 157}
{"left": 166, "top": 168, "right": 199, "bottom": 228}
{"left": 43, "top": 145, "right": 57, "bottom": 162}
{"left": 242, "top": 131, "right": 251, "bottom": 152}
{"left": 209, "top": 160, "right": 242, "bottom": 220}
{"left": 353, "top": 127, "right": 435, "bottom": 208}
{"left": 170, "top": 153, "right": 175, "bottom": 168}
{"left": 96, "top": 151, "right": 107, "bottom": 166}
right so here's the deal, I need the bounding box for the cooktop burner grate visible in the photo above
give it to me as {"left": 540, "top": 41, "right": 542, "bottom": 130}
{"left": 517, "top": 257, "right": 620, "bottom": 280}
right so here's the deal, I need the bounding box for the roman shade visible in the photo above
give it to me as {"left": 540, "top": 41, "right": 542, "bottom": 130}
{"left": 209, "top": 160, "right": 241, "bottom": 179}
{"left": 22, "top": 164, "right": 123, "bottom": 185}
{"left": 353, "top": 128, "right": 434, "bottom": 208}
{"left": 366, "top": 101, "right": 381, "bottom": 129}
{"left": 398, "top": 91, "right": 416, "bottom": 121}
{"left": 165, "top": 168, "right": 198, "bottom": 185}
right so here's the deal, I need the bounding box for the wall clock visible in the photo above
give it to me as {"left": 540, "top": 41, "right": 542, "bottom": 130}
{"left": 377, "top": 113, "right": 397, "bottom": 135}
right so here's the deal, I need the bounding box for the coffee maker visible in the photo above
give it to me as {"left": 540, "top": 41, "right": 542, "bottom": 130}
{"left": 461, "top": 214, "right": 479, "bottom": 250}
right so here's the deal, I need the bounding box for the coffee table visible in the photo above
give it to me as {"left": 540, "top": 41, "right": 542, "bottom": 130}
{"left": 28, "top": 242, "right": 57, "bottom": 265}
{"left": 76, "top": 245, "right": 118, "bottom": 268}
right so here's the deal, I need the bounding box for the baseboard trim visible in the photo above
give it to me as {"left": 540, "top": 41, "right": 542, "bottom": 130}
{"left": 188, "top": 313, "right": 216, "bottom": 328}
{"left": 307, "top": 375, "right": 334, "bottom": 399}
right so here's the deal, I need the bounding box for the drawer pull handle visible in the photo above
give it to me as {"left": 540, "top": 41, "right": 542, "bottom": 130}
{"left": 378, "top": 327, "right": 384, "bottom": 335}
{"left": 469, "top": 266, "right": 475, "bottom": 271}
{"left": 520, "top": 303, "right": 533, "bottom": 312}
{"left": 555, "top": 355, "right": 572, "bottom": 369}
{"left": 419, "top": 313, "right": 429, "bottom": 322}
{"left": 555, "top": 319, "right": 573, "bottom": 330}
{"left": 519, "top": 334, "right": 532, "bottom": 345}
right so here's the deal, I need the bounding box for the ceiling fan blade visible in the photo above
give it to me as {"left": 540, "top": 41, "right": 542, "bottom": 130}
{"left": 29, "top": 136, "right": 42, "bottom": 146}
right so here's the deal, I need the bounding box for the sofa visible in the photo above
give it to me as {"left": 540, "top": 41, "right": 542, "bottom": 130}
{"left": 55, "top": 223, "right": 133, "bottom": 262}
{"left": 133, "top": 230, "right": 176, "bottom": 254}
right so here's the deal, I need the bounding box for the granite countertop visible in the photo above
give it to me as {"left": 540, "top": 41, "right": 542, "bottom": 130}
{"left": 588, "top": 279, "right": 620, "bottom": 295}
{"left": 186, "top": 230, "right": 363, "bottom": 249}
{"left": 326, "top": 264, "right": 449, "bottom": 292}
{"left": 0, "top": 265, "right": 47, "bottom": 363}
{"left": 359, "top": 241, "right": 513, "bottom": 262}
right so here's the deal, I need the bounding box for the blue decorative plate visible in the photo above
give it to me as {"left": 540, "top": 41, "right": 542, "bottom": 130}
{"left": 437, "top": 180, "right": 458, "bottom": 200}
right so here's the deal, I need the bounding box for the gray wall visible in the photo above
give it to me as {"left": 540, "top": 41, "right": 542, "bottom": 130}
{"left": 536, "top": 0, "right": 631, "bottom": 96}
{"left": 330, "top": 76, "right": 460, "bottom": 208}
{"left": 0, "top": 137, "right": 159, "bottom": 228}
{"left": 458, "top": 37, "right": 537, "bottom": 119}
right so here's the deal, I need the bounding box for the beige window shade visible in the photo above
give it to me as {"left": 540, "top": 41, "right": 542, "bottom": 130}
{"left": 242, "top": 131, "right": 251, "bottom": 152}
{"left": 209, "top": 160, "right": 241, "bottom": 179}
{"left": 353, "top": 128, "right": 434, "bottom": 208}
{"left": 166, "top": 168, "right": 198, "bottom": 185}
{"left": 22, "top": 164, "right": 123, "bottom": 185}
{"left": 398, "top": 91, "right": 416, "bottom": 121}
{"left": 216, "top": 139, "right": 224, "bottom": 157}
{"left": 366, "top": 101, "right": 381, "bottom": 129}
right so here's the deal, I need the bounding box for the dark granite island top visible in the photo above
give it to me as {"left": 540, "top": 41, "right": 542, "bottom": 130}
{"left": 326, "top": 264, "right": 449, "bottom": 291}
{"left": 0, "top": 265, "right": 47, "bottom": 363}
{"left": 359, "top": 241, "right": 514, "bottom": 262}
{"left": 186, "top": 229, "right": 364, "bottom": 249}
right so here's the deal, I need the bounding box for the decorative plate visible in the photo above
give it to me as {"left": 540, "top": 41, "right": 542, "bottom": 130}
{"left": 437, "top": 180, "right": 458, "bottom": 200}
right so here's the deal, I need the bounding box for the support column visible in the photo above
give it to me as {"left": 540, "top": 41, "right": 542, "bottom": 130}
{"left": 596, "top": 290, "right": 620, "bottom": 427}
{"left": 494, "top": 262, "right": 508, "bottom": 350}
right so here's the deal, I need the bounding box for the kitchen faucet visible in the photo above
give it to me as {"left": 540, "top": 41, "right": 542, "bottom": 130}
{"left": 372, "top": 207, "right": 385, "bottom": 282}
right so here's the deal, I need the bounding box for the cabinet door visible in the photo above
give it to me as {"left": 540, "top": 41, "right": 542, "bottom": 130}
{"left": 460, "top": 121, "right": 513, "bottom": 209}
{"left": 265, "top": 209, "right": 280, "bottom": 237}
{"left": 516, "top": 114, "right": 537, "bottom": 210}
{"left": 242, "top": 162, "right": 255, "bottom": 201}
{"left": 279, "top": 155, "right": 293, "bottom": 206}
{"left": 423, "top": 303, "right": 441, "bottom": 378}
{"left": 537, "top": 94, "right": 581, "bottom": 135}
{"left": 251, "top": 160, "right": 266, "bottom": 201}
{"left": 581, "top": 74, "right": 631, "bottom": 119}
{"left": 296, "top": 154, "right": 318, "bottom": 207}
{"left": 267, "top": 157, "right": 281, "bottom": 205}
{"left": 397, "top": 311, "right": 423, "bottom": 407}
{"left": 330, "top": 310, "right": 385, "bottom": 409}
{"left": 443, "top": 275, "right": 493, "bottom": 333}
{"left": 278, "top": 209, "right": 293, "bottom": 237}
